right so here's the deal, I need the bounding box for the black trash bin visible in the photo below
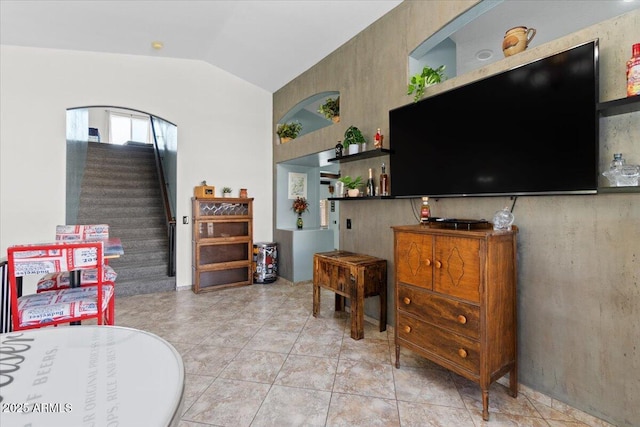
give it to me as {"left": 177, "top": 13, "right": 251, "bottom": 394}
{"left": 253, "top": 242, "right": 278, "bottom": 284}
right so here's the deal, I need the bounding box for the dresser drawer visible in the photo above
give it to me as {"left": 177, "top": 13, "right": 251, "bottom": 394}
{"left": 397, "top": 312, "right": 480, "bottom": 375}
{"left": 397, "top": 284, "right": 479, "bottom": 340}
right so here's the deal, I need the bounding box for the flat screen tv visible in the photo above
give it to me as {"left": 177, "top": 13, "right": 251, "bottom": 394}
{"left": 389, "top": 40, "right": 599, "bottom": 198}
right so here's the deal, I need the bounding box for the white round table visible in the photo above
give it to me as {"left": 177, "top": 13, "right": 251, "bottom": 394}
{"left": 1, "top": 325, "right": 184, "bottom": 427}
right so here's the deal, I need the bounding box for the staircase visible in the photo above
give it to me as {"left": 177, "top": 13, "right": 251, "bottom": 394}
{"left": 76, "top": 142, "right": 175, "bottom": 297}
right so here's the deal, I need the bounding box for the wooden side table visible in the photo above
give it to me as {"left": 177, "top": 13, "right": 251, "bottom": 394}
{"left": 313, "top": 250, "right": 387, "bottom": 340}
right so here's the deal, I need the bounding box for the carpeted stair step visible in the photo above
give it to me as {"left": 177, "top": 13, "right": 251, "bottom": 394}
{"left": 110, "top": 262, "right": 169, "bottom": 282}
{"left": 115, "top": 276, "right": 176, "bottom": 297}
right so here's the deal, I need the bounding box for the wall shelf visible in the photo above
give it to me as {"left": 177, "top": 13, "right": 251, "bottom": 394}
{"left": 598, "top": 186, "right": 640, "bottom": 194}
{"left": 328, "top": 195, "right": 395, "bottom": 201}
{"left": 328, "top": 148, "right": 392, "bottom": 164}
{"left": 597, "top": 95, "right": 640, "bottom": 116}
{"left": 597, "top": 95, "right": 640, "bottom": 194}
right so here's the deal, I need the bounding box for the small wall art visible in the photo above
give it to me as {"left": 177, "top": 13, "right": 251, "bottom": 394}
{"left": 288, "top": 172, "right": 307, "bottom": 199}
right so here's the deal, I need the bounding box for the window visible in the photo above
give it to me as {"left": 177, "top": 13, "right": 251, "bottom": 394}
{"left": 108, "top": 111, "right": 151, "bottom": 145}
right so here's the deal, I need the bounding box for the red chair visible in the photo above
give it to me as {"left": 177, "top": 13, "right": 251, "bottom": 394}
{"left": 7, "top": 241, "right": 115, "bottom": 331}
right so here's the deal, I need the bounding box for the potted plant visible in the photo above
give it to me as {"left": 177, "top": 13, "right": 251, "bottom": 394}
{"left": 276, "top": 121, "right": 303, "bottom": 143}
{"left": 343, "top": 125, "right": 366, "bottom": 155}
{"left": 318, "top": 96, "right": 340, "bottom": 123}
{"left": 338, "top": 175, "right": 363, "bottom": 197}
{"left": 222, "top": 187, "right": 232, "bottom": 197}
{"left": 407, "top": 65, "right": 446, "bottom": 102}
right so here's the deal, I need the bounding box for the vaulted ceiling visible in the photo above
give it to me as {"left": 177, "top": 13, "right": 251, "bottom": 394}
{"left": 0, "top": 0, "right": 402, "bottom": 93}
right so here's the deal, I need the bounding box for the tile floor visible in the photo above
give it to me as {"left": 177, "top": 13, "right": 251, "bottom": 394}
{"left": 114, "top": 280, "right": 614, "bottom": 427}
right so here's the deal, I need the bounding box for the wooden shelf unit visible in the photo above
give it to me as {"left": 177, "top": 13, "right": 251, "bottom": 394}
{"left": 192, "top": 197, "right": 253, "bottom": 293}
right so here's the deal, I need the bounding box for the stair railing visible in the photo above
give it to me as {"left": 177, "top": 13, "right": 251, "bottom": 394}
{"left": 150, "top": 118, "right": 176, "bottom": 277}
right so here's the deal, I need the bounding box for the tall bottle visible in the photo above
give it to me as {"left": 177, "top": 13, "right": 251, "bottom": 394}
{"left": 366, "top": 168, "right": 376, "bottom": 197}
{"left": 627, "top": 43, "right": 640, "bottom": 97}
{"left": 379, "top": 163, "right": 389, "bottom": 196}
{"left": 420, "top": 197, "right": 431, "bottom": 224}
{"left": 374, "top": 128, "right": 384, "bottom": 148}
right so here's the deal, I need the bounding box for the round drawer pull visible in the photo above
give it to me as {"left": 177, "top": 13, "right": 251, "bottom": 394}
{"left": 458, "top": 348, "right": 468, "bottom": 358}
{"left": 425, "top": 259, "right": 432, "bottom": 266}
{"left": 403, "top": 325, "right": 412, "bottom": 333}
{"left": 403, "top": 297, "right": 411, "bottom": 305}
{"left": 457, "top": 315, "right": 467, "bottom": 324}
{"left": 435, "top": 260, "right": 442, "bottom": 269}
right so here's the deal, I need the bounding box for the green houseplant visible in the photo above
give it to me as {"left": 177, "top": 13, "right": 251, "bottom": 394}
{"left": 222, "top": 187, "right": 232, "bottom": 197}
{"left": 343, "top": 125, "right": 366, "bottom": 154}
{"left": 338, "top": 175, "right": 363, "bottom": 197}
{"left": 276, "top": 121, "right": 303, "bottom": 143}
{"left": 407, "top": 65, "right": 447, "bottom": 102}
{"left": 318, "top": 96, "right": 340, "bottom": 122}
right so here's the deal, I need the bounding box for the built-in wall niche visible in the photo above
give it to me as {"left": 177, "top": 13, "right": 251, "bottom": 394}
{"left": 277, "top": 91, "right": 339, "bottom": 142}
{"left": 410, "top": 0, "right": 639, "bottom": 79}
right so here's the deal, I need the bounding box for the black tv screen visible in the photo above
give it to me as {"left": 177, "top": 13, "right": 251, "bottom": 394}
{"left": 389, "top": 40, "right": 599, "bottom": 198}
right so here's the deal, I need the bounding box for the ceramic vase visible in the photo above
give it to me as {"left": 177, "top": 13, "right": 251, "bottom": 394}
{"left": 502, "top": 26, "right": 536, "bottom": 57}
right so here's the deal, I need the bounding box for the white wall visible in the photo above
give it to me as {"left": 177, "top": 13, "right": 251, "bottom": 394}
{"left": 0, "top": 45, "right": 273, "bottom": 289}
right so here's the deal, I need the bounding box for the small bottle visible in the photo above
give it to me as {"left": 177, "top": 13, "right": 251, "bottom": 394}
{"left": 420, "top": 197, "right": 431, "bottom": 224}
{"left": 611, "top": 153, "right": 625, "bottom": 169}
{"left": 366, "top": 168, "right": 376, "bottom": 197}
{"left": 374, "top": 128, "right": 384, "bottom": 148}
{"left": 379, "top": 163, "right": 389, "bottom": 196}
{"left": 603, "top": 153, "right": 626, "bottom": 186}
{"left": 627, "top": 43, "right": 640, "bottom": 97}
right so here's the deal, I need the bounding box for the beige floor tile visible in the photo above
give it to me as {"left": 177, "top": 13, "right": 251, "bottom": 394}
{"left": 397, "top": 400, "right": 476, "bottom": 427}
{"left": 182, "top": 378, "right": 270, "bottom": 427}
{"left": 393, "top": 366, "right": 465, "bottom": 408}
{"left": 326, "top": 393, "right": 400, "bottom": 426}
{"left": 274, "top": 354, "right": 338, "bottom": 391}
{"left": 333, "top": 359, "right": 396, "bottom": 400}
{"left": 219, "top": 349, "right": 287, "bottom": 383}
{"left": 251, "top": 385, "right": 331, "bottom": 427}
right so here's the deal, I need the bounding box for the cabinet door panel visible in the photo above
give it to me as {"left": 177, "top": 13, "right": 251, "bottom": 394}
{"left": 397, "top": 284, "right": 480, "bottom": 340}
{"left": 198, "top": 243, "right": 249, "bottom": 265}
{"left": 433, "top": 236, "right": 481, "bottom": 302}
{"left": 196, "top": 267, "right": 250, "bottom": 288}
{"left": 395, "top": 232, "right": 432, "bottom": 289}
{"left": 197, "top": 221, "right": 249, "bottom": 239}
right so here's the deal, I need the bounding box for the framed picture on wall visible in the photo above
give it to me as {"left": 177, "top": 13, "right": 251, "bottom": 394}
{"left": 288, "top": 172, "right": 307, "bottom": 199}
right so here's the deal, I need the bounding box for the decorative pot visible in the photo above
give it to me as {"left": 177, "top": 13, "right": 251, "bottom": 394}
{"left": 331, "top": 116, "right": 341, "bottom": 124}
{"left": 223, "top": 192, "right": 232, "bottom": 198}
{"left": 296, "top": 214, "right": 303, "bottom": 229}
{"left": 280, "top": 136, "right": 292, "bottom": 144}
{"left": 347, "top": 188, "right": 360, "bottom": 197}
{"left": 239, "top": 188, "right": 248, "bottom": 198}
{"left": 360, "top": 142, "right": 367, "bottom": 152}
{"left": 502, "top": 26, "right": 536, "bottom": 57}
{"left": 348, "top": 144, "right": 359, "bottom": 155}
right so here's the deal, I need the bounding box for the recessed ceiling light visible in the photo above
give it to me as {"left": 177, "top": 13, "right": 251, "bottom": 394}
{"left": 476, "top": 49, "right": 493, "bottom": 60}
{"left": 151, "top": 41, "right": 164, "bottom": 50}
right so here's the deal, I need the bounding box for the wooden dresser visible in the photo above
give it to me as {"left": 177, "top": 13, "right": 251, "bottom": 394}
{"left": 392, "top": 223, "right": 518, "bottom": 421}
